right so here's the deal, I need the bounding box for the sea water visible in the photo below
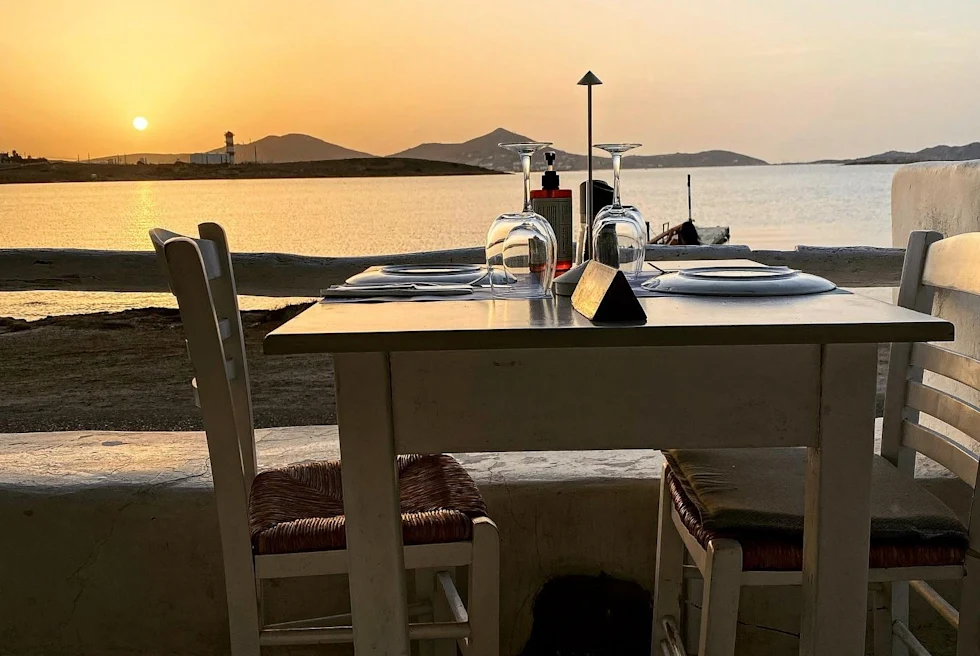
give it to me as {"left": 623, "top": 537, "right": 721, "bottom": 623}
{"left": 0, "top": 164, "right": 899, "bottom": 319}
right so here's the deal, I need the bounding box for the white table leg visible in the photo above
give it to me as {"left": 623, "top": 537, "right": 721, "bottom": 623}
{"left": 334, "top": 352, "right": 410, "bottom": 655}
{"left": 800, "top": 343, "right": 878, "bottom": 656}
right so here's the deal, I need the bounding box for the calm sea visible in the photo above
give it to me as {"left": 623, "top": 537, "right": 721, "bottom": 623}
{"left": 0, "top": 164, "right": 899, "bottom": 319}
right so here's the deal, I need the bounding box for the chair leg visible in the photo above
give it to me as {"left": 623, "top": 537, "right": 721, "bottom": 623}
{"left": 697, "top": 539, "right": 742, "bottom": 656}
{"left": 653, "top": 464, "right": 687, "bottom": 654}
{"left": 467, "top": 517, "right": 500, "bottom": 656}
{"left": 227, "top": 605, "right": 261, "bottom": 656}
{"left": 433, "top": 567, "right": 458, "bottom": 656}
{"left": 957, "top": 553, "right": 980, "bottom": 656}
{"left": 415, "top": 568, "right": 436, "bottom": 656}
{"left": 870, "top": 582, "right": 894, "bottom": 656}
{"left": 891, "top": 582, "right": 911, "bottom": 656}
{"left": 224, "top": 557, "right": 261, "bottom": 656}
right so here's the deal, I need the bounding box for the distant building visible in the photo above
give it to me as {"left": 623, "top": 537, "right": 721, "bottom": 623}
{"left": 190, "top": 152, "right": 232, "bottom": 165}
{"left": 189, "top": 130, "right": 236, "bottom": 165}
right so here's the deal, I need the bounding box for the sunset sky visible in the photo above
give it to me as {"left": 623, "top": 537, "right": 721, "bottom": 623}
{"left": 3, "top": 0, "right": 979, "bottom": 163}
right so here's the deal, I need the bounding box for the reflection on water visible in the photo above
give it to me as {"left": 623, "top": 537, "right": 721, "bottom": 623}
{"left": 129, "top": 182, "right": 158, "bottom": 239}
{"left": 0, "top": 164, "right": 899, "bottom": 318}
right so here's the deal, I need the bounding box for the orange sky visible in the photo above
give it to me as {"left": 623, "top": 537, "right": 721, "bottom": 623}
{"left": 3, "top": 0, "right": 979, "bottom": 162}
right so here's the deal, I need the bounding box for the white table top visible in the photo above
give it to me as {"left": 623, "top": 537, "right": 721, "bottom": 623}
{"left": 266, "top": 291, "right": 951, "bottom": 355}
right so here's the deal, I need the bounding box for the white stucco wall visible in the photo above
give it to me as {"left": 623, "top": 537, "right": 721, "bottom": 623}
{"left": 892, "top": 161, "right": 980, "bottom": 450}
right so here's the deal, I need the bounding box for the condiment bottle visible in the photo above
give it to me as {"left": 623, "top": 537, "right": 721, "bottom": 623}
{"left": 531, "top": 151, "right": 573, "bottom": 273}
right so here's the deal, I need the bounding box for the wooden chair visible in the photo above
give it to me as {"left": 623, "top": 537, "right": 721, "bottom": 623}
{"left": 149, "top": 223, "right": 499, "bottom": 656}
{"left": 652, "top": 230, "right": 980, "bottom": 656}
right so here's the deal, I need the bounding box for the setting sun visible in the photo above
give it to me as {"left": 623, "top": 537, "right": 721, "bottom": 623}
{"left": 132, "top": 116, "right": 148, "bottom": 131}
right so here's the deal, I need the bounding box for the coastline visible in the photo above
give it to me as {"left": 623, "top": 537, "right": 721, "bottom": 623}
{"left": 0, "top": 306, "right": 890, "bottom": 433}
{"left": 0, "top": 157, "right": 501, "bottom": 185}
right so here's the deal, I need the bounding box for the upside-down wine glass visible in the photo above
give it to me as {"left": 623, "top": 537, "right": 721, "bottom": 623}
{"left": 486, "top": 143, "right": 558, "bottom": 298}
{"left": 591, "top": 143, "right": 647, "bottom": 278}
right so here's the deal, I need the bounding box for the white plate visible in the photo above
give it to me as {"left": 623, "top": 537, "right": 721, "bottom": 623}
{"left": 642, "top": 266, "right": 836, "bottom": 296}
{"left": 381, "top": 264, "right": 483, "bottom": 276}
{"left": 347, "top": 264, "right": 489, "bottom": 286}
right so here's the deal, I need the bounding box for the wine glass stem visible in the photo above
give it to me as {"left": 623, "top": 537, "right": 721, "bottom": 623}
{"left": 522, "top": 152, "right": 532, "bottom": 212}
{"left": 612, "top": 153, "right": 622, "bottom": 208}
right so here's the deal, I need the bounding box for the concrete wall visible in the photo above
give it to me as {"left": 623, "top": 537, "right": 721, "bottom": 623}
{"left": 0, "top": 424, "right": 967, "bottom": 656}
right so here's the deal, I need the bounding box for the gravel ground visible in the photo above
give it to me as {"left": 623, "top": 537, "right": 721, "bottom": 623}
{"left": 0, "top": 306, "right": 334, "bottom": 432}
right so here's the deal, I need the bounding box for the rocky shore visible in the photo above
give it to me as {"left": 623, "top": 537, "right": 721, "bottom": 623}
{"left": 0, "top": 307, "right": 890, "bottom": 433}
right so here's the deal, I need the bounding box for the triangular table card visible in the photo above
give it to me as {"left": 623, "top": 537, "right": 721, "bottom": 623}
{"left": 571, "top": 260, "right": 647, "bottom": 322}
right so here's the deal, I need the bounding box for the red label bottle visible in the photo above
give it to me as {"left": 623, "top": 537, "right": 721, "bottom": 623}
{"left": 530, "top": 151, "right": 574, "bottom": 273}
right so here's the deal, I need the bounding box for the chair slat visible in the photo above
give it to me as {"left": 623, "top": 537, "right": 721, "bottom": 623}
{"left": 225, "top": 358, "right": 236, "bottom": 381}
{"left": 910, "top": 580, "right": 959, "bottom": 629}
{"left": 892, "top": 620, "right": 933, "bottom": 656}
{"left": 911, "top": 343, "right": 980, "bottom": 392}
{"left": 921, "top": 232, "right": 980, "bottom": 296}
{"left": 217, "top": 318, "right": 232, "bottom": 341}
{"left": 902, "top": 420, "right": 979, "bottom": 486}
{"left": 191, "top": 377, "right": 201, "bottom": 409}
{"left": 198, "top": 222, "right": 257, "bottom": 489}
{"left": 881, "top": 230, "right": 942, "bottom": 472}
{"left": 906, "top": 381, "right": 980, "bottom": 443}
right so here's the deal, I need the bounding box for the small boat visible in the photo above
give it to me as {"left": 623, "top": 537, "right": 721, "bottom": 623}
{"left": 648, "top": 175, "right": 729, "bottom": 245}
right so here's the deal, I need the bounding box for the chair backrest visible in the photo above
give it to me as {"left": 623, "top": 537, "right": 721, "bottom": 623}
{"left": 881, "top": 231, "right": 980, "bottom": 545}
{"left": 150, "top": 224, "right": 262, "bottom": 638}
{"left": 150, "top": 224, "right": 257, "bottom": 489}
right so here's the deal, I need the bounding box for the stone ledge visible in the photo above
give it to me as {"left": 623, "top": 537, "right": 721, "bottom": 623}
{"left": 0, "top": 418, "right": 956, "bottom": 492}
{"left": 0, "top": 424, "right": 667, "bottom": 490}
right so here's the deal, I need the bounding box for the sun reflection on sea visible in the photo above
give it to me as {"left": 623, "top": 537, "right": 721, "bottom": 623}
{"left": 127, "top": 182, "right": 158, "bottom": 249}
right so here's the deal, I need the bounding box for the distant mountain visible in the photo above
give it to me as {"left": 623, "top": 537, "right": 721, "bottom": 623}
{"left": 843, "top": 142, "right": 980, "bottom": 166}
{"left": 389, "top": 128, "right": 586, "bottom": 171}
{"left": 216, "top": 133, "right": 374, "bottom": 163}
{"left": 389, "top": 127, "right": 768, "bottom": 171}
{"left": 85, "top": 133, "right": 375, "bottom": 165}
{"left": 626, "top": 150, "right": 767, "bottom": 168}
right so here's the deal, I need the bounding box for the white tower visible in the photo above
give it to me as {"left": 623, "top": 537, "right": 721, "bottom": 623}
{"left": 225, "top": 131, "right": 235, "bottom": 165}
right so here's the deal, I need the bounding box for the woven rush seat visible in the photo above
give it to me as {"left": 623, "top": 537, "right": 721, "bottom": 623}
{"left": 249, "top": 454, "right": 488, "bottom": 555}
{"left": 665, "top": 448, "right": 968, "bottom": 571}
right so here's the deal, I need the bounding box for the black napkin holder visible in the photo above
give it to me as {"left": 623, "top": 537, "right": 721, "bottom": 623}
{"left": 571, "top": 260, "right": 647, "bottom": 322}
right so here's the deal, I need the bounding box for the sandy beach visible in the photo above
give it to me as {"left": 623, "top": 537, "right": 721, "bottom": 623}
{"left": 0, "top": 306, "right": 891, "bottom": 433}
{"left": 0, "top": 306, "right": 335, "bottom": 432}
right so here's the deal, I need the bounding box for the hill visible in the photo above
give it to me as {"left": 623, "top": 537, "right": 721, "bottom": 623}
{"left": 627, "top": 150, "right": 767, "bottom": 168}
{"left": 389, "top": 127, "right": 768, "bottom": 170}
{"left": 214, "top": 133, "right": 374, "bottom": 163}
{"left": 84, "top": 133, "right": 375, "bottom": 165}
{"left": 0, "top": 158, "right": 498, "bottom": 185}
{"left": 844, "top": 142, "right": 980, "bottom": 165}
{"left": 389, "top": 128, "right": 588, "bottom": 171}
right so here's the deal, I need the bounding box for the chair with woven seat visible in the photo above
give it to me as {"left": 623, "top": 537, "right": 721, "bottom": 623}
{"left": 150, "top": 223, "right": 499, "bottom": 656}
{"left": 652, "top": 230, "right": 980, "bottom": 656}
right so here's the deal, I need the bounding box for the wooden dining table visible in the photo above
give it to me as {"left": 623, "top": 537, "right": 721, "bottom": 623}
{"left": 264, "top": 261, "right": 953, "bottom": 656}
